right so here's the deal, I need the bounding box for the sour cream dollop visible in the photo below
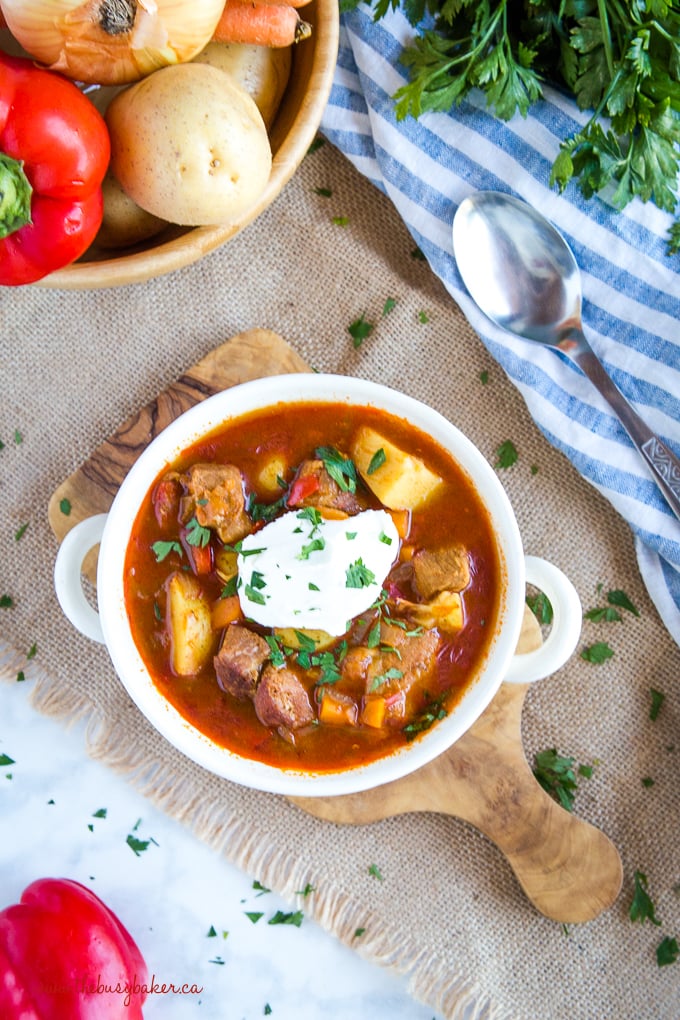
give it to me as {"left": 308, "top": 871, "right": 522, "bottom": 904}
{"left": 236, "top": 508, "right": 399, "bottom": 636}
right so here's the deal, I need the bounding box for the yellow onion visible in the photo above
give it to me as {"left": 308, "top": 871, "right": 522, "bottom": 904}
{"left": 0, "top": 0, "right": 226, "bottom": 85}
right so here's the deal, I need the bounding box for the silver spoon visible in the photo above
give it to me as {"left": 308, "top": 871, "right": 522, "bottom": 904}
{"left": 452, "top": 190, "right": 680, "bottom": 523}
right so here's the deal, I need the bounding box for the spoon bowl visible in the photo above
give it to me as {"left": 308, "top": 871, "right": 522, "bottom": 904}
{"left": 452, "top": 191, "right": 680, "bottom": 522}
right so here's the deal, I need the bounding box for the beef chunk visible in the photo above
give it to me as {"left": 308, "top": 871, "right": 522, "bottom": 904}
{"left": 254, "top": 664, "right": 315, "bottom": 732}
{"left": 289, "top": 459, "right": 364, "bottom": 514}
{"left": 365, "top": 621, "right": 440, "bottom": 694}
{"left": 183, "top": 463, "right": 252, "bottom": 544}
{"left": 412, "top": 544, "right": 470, "bottom": 599}
{"left": 214, "top": 625, "right": 270, "bottom": 700}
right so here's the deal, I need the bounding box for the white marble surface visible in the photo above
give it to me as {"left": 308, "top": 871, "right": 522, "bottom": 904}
{"left": 0, "top": 678, "right": 441, "bottom": 1019}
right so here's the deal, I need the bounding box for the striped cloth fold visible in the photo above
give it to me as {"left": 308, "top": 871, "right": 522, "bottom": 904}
{"left": 320, "top": 8, "right": 680, "bottom": 646}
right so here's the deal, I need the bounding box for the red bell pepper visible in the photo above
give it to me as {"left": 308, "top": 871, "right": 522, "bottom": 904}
{"left": 0, "top": 877, "right": 148, "bottom": 1018}
{"left": 0, "top": 54, "right": 110, "bottom": 286}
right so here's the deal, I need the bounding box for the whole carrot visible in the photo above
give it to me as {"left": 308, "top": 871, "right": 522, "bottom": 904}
{"left": 212, "top": 0, "right": 312, "bottom": 47}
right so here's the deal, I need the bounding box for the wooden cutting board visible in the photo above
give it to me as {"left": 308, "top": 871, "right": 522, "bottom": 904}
{"left": 48, "top": 327, "right": 622, "bottom": 924}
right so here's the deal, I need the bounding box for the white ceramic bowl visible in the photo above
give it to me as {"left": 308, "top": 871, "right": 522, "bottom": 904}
{"left": 54, "top": 375, "right": 582, "bottom": 795}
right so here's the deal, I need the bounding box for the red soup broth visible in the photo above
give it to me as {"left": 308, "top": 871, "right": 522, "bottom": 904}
{"left": 123, "top": 401, "right": 503, "bottom": 772}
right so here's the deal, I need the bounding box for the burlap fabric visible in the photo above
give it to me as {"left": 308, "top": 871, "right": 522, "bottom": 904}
{"left": 1, "top": 138, "right": 678, "bottom": 1020}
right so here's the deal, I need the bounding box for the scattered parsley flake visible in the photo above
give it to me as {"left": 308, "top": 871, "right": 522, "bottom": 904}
{"left": 307, "top": 136, "right": 325, "bottom": 154}
{"left": 353, "top": 927, "right": 366, "bottom": 938}
{"left": 410, "top": 246, "right": 425, "bottom": 261}
{"left": 607, "top": 589, "right": 639, "bottom": 617}
{"left": 657, "top": 936, "right": 679, "bottom": 967}
{"left": 0, "top": 753, "right": 15, "bottom": 767}
{"left": 580, "top": 641, "right": 614, "bottom": 664}
{"left": 14, "top": 523, "right": 28, "bottom": 541}
{"left": 526, "top": 591, "right": 553, "bottom": 626}
{"left": 186, "top": 516, "right": 211, "bottom": 548}
{"left": 315, "top": 447, "right": 357, "bottom": 492}
{"left": 383, "top": 297, "right": 396, "bottom": 315}
{"left": 533, "top": 749, "right": 579, "bottom": 812}
{"left": 367, "top": 448, "right": 386, "bottom": 475}
{"left": 650, "top": 689, "right": 665, "bottom": 721}
{"left": 92, "top": 808, "right": 107, "bottom": 818}
{"left": 298, "top": 537, "right": 325, "bottom": 560}
{"left": 332, "top": 215, "right": 349, "bottom": 227}
{"left": 314, "top": 186, "right": 332, "bottom": 197}
{"left": 495, "top": 440, "right": 518, "bottom": 469}
{"left": 368, "top": 863, "right": 384, "bottom": 881}
{"left": 253, "top": 880, "right": 271, "bottom": 896}
{"left": 296, "top": 883, "right": 315, "bottom": 897}
{"left": 126, "top": 834, "right": 151, "bottom": 857}
{"left": 268, "top": 910, "right": 303, "bottom": 927}
{"left": 152, "top": 540, "right": 182, "bottom": 563}
{"left": 0, "top": 595, "right": 13, "bottom": 609}
{"left": 418, "top": 310, "right": 429, "bottom": 323}
{"left": 207, "top": 925, "right": 217, "bottom": 937}
{"left": 26, "top": 643, "right": 36, "bottom": 660}
{"left": 479, "top": 369, "right": 489, "bottom": 384}
{"left": 59, "top": 498, "right": 72, "bottom": 516}
{"left": 245, "top": 911, "right": 264, "bottom": 924}
{"left": 346, "top": 559, "right": 376, "bottom": 589}
{"left": 245, "top": 583, "right": 267, "bottom": 606}
{"left": 642, "top": 777, "right": 655, "bottom": 788}
{"left": 583, "top": 606, "right": 622, "bottom": 623}
{"left": 14, "top": 430, "right": 22, "bottom": 444}
{"left": 369, "top": 667, "right": 403, "bottom": 692}
{"left": 209, "top": 957, "right": 225, "bottom": 965}
{"left": 630, "top": 871, "right": 661, "bottom": 926}
{"left": 348, "top": 313, "right": 374, "bottom": 348}
{"left": 264, "top": 1006, "right": 273, "bottom": 1016}
{"left": 16, "top": 671, "right": 25, "bottom": 682}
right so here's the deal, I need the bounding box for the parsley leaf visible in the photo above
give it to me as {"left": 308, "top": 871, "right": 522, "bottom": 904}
{"left": 315, "top": 446, "right": 357, "bottom": 492}
{"left": 533, "top": 749, "right": 579, "bottom": 812}
{"left": 268, "top": 910, "right": 303, "bottom": 927}
{"left": 650, "top": 689, "right": 665, "bottom": 721}
{"left": 580, "top": 641, "right": 614, "bottom": 664}
{"left": 657, "top": 936, "right": 679, "bottom": 967}
{"left": 607, "top": 589, "right": 639, "bottom": 617}
{"left": 152, "top": 540, "right": 183, "bottom": 563}
{"left": 526, "top": 591, "right": 553, "bottom": 626}
{"left": 348, "top": 313, "right": 374, "bottom": 348}
{"left": 629, "top": 870, "right": 661, "bottom": 926}
{"left": 185, "top": 516, "right": 211, "bottom": 548}
{"left": 495, "top": 440, "right": 518, "bottom": 469}
{"left": 346, "top": 559, "right": 376, "bottom": 589}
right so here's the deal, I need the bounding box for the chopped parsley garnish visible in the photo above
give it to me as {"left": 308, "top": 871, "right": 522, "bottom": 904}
{"left": 92, "top": 807, "right": 107, "bottom": 818}
{"left": 629, "top": 870, "right": 661, "bottom": 926}
{"left": 245, "top": 583, "right": 267, "bottom": 606}
{"left": 607, "top": 589, "right": 639, "bottom": 617}
{"left": 526, "top": 591, "right": 553, "bottom": 626}
{"left": 403, "top": 696, "right": 447, "bottom": 741}
{"left": 14, "top": 523, "right": 28, "bottom": 541}
{"left": 495, "top": 440, "right": 518, "bottom": 469}
{"left": 207, "top": 925, "right": 217, "bottom": 937}
{"left": 650, "top": 689, "right": 665, "bottom": 721}
{"left": 378, "top": 530, "right": 393, "bottom": 545}
{"left": 0, "top": 753, "right": 15, "bottom": 767}
{"left": 348, "top": 313, "right": 374, "bottom": 348}
{"left": 580, "top": 641, "right": 614, "bottom": 664}
{"left": 657, "top": 936, "right": 679, "bottom": 967}
{"left": 314, "top": 186, "right": 332, "bottom": 197}
{"left": 152, "top": 540, "right": 183, "bottom": 563}
{"left": 0, "top": 595, "right": 13, "bottom": 608}
{"left": 369, "top": 668, "right": 403, "bottom": 692}
{"left": 126, "top": 834, "right": 151, "bottom": 857}
{"left": 296, "top": 506, "right": 323, "bottom": 527}
{"left": 245, "top": 911, "right": 264, "bottom": 924}
{"left": 186, "top": 516, "right": 211, "bottom": 548}
{"left": 346, "top": 559, "right": 376, "bottom": 589}
{"left": 268, "top": 910, "right": 303, "bottom": 927}
{"left": 315, "top": 446, "right": 357, "bottom": 492}
{"left": 298, "top": 536, "right": 325, "bottom": 560}
{"left": 265, "top": 635, "right": 286, "bottom": 668}
{"left": 353, "top": 927, "right": 366, "bottom": 938}
{"left": 367, "top": 448, "right": 386, "bottom": 474}
{"left": 368, "top": 863, "right": 384, "bottom": 881}
{"left": 383, "top": 297, "right": 396, "bottom": 315}
{"left": 332, "top": 215, "right": 349, "bottom": 227}
{"left": 249, "top": 492, "right": 287, "bottom": 523}
{"left": 296, "top": 883, "right": 315, "bottom": 897}
{"left": 583, "top": 605, "right": 622, "bottom": 623}
{"left": 59, "top": 498, "right": 72, "bottom": 516}
{"left": 532, "top": 749, "right": 579, "bottom": 812}
{"left": 221, "top": 575, "right": 239, "bottom": 598}
{"left": 253, "top": 880, "right": 271, "bottom": 895}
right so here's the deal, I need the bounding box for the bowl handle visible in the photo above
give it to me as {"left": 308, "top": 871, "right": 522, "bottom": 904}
{"left": 53, "top": 514, "right": 108, "bottom": 644}
{"left": 504, "top": 556, "right": 582, "bottom": 685}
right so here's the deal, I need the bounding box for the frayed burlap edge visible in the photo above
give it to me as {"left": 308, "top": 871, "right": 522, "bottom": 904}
{"left": 1, "top": 639, "right": 514, "bottom": 1020}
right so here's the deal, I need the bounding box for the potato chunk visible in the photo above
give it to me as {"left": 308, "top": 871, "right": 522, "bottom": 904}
{"left": 166, "top": 571, "right": 216, "bottom": 676}
{"left": 351, "top": 426, "right": 442, "bottom": 510}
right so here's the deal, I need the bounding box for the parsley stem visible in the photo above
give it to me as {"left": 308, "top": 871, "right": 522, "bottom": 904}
{"left": 596, "top": 0, "right": 615, "bottom": 81}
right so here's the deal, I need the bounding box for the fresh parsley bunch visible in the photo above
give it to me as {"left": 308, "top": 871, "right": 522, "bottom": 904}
{"left": 341, "top": 0, "right": 680, "bottom": 252}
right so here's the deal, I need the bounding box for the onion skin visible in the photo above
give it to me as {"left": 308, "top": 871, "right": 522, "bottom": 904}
{"left": 0, "top": 0, "right": 227, "bottom": 85}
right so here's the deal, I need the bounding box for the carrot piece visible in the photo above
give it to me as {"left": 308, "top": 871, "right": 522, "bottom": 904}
{"left": 212, "top": 0, "right": 312, "bottom": 47}
{"left": 211, "top": 595, "right": 243, "bottom": 630}
{"left": 318, "top": 690, "right": 358, "bottom": 727}
{"left": 361, "top": 696, "right": 386, "bottom": 729}
{"left": 388, "top": 508, "right": 411, "bottom": 540}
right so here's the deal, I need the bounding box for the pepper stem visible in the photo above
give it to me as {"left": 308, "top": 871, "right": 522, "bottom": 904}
{"left": 0, "top": 152, "right": 32, "bottom": 240}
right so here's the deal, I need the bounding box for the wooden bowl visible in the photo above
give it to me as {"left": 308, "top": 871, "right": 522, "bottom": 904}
{"left": 38, "top": 0, "right": 339, "bottom": 290}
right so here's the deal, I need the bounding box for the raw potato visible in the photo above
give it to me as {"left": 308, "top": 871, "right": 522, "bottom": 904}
{"left": 351, "top": 426, "right": 443, "bottom": 510}
{"left": 106, "top": 63, "right": 272, "bottom": 226}
{"left": 192, "top": 41, "right": 291, "bottom": 129}
{"left": 96, "top": 172, "right": 168, "bottom": 250}
{"left": 166, "top": 571, "right": 216, "bottom": 676}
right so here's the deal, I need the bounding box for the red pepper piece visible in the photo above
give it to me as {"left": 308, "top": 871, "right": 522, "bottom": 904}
{"left": 0, "top": 878, "right": 147, "bottom": 1019}
{"left": 0, "top": 54, "right": 110, "bottom": 286}
{"left": 287, "top": 473, "right": 321, "bottom": 506}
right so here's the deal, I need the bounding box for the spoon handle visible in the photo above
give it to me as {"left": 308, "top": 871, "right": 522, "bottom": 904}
{"left": 573, "top": 341, "right": 680, "bottom": 523}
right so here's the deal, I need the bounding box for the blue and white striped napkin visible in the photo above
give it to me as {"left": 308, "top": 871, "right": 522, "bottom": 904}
{"left": 320, "top": 7, "right": 680, "bottom": 646}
